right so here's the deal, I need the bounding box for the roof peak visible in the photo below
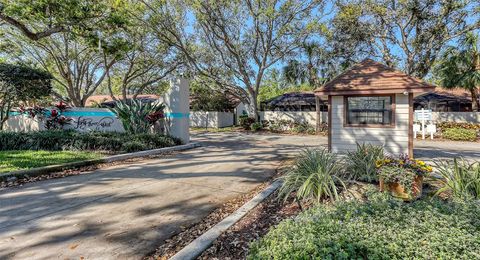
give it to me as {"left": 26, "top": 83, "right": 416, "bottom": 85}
{"left": 314, "top": 58, "right": 435, "bottom": 95}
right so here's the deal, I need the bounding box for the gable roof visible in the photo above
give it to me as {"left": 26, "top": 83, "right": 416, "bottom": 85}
{"left": 314, "top": 59, "right": 436, "bottom": 96}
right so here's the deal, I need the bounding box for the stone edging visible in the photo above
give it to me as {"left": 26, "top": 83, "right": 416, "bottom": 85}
{"left": 0, "top": 142, "right": 201, "bottom": 181}
{"left": 169, "top": 179, "right": 282, "bottom": 260}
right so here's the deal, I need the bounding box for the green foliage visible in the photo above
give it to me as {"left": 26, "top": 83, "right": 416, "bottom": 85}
{"left": 262, "top": 120, "right": 317, "bottom": 135}
{"left": 345, "top": 143, "right": 384, "bottom": 182}
{"left": 435, "top": 32, "right": 480, "bottom": 111}
{"left": 277, "top": 149, "right": 345, "bottom": 204}
{"left": 0, "top": 130, "right": 181, "bottom": 152}
{"left": 0, "top": 0, "right": 132, "bottom": 42}
{"left": 239, "top": 115, "right": 255, "bottom": 130}
{"left": 190, "top": 80, "right": 236, "bottom": 111}
{"left": 0, "top": 63, "right": 53, "bottom": 129}
{"left": 291, "top": 122, "right": 314, "bottom": 134}
{"left": 110, "top": 100, "right": 165, "bottom": 134}
{"left": 250, "top": 122, "right": 262, "bottom": 132}
{"left": 332, "top": 0, "right": 480, "bottom": 78}
{"left": 435, "top": 158, "right": 480, "bottom": 200}
{"left": 0, "top": 150, "right": 101, "bottom": 173}
{"left": 249, "top": 195, "right": 480, "bottom": 259}
{"left": 438, "top": 121, "right": 480, "bottom": 130}
{"left": 122, "top": 141, "right": 148, "bottom": 153}
{"left": 0, "top": 63, "right": 52, "bottom": 100}
{"left": 443, "top": 128, "right": 478, "bottom": 141}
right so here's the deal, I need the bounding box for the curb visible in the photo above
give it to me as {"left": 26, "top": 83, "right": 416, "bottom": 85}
{"left": 0, "top": 142, "right": 201, "bottom": 181}
{"left": 169, "top": 179, "right": 282, "bottom": 260}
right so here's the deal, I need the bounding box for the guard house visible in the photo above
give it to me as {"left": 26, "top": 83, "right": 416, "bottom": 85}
{"left": 315, "top": 59, "right": 435, "bottom": 158}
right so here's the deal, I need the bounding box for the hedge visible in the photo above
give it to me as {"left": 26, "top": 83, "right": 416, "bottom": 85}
{"left": 442, "top": 128, "right": 478, "bottom": 141}
{"left": 0, "top": 130, "right": 182, "bottom": 153}
{"left": 248, "top": 193, "right": 480, "bottom": 259}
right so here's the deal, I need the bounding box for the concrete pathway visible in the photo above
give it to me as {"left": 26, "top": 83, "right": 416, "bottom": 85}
{"left": 0, "top": 132, "right": 323, "bottom": 260}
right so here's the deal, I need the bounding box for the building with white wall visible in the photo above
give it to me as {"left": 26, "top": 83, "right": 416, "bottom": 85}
{"left": 315, "top": 59, "right": 435, "bottom": 157}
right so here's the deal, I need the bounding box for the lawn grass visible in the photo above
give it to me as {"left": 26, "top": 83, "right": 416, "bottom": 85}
{"left": 0, "top": 150, "right": 103, "bottom": 173}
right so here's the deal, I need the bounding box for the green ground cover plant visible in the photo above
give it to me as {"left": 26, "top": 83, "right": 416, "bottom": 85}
{"left": 249, "top": 192, "right": 480, "bottom": 259}
{"left": 0, "top": 150, "right": 101, "bottom": 173}
{"left": 0, "top": 130, "right": 181, "bottom": 152}
{"left": 442, "top": 128, "right": 478, "bottom": 141}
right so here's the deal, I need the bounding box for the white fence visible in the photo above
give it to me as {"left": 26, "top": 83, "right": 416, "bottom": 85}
{"left": 190, "top": 111, "right": 234, "bottom": 128}
{"left": 260, "top": 111, "right": 328, "bottom": 125}
{"left": 432, "top": 112, "right": 480, "bottom": 124}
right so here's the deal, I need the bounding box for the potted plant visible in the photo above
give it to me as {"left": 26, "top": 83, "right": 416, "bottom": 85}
{"left": 376, "top": 155, "right": 432, "bottom": 200}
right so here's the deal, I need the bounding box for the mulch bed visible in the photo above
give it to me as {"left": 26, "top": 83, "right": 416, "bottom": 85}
{"left": 145, "top": 161, "right": 294, "bottom": 260}
{"left": 0, "top": 151, "right": 178, "bottom": 189}
{"left": 145, "top": 182, "right": 270, "bottom": 260}
{"left": 198, "top": 191, "right": 301, "bottom": 260}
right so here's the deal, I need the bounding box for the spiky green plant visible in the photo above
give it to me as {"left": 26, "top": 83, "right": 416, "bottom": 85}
{"left": 110, "top": 100, "right": 165, "bottom": 134}
{"left": 278, "top": 148, "right": 346, "bottom": 204}
{"left": 434, "top": 158, "right": 480, "bottom": 200}
{"left": 345, "top": 143, "right": 384, "bottom": 182}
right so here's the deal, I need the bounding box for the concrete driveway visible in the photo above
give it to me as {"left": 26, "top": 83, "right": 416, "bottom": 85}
{"left": 0, "top": 132, "right": 323, "bottom": 260}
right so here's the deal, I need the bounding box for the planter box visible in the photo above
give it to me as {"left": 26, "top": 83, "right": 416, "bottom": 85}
{"left": 379, "top": 176, "right": 423, "bottom": 201}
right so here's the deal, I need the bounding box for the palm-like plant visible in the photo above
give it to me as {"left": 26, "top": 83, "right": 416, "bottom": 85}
{"left": 434, "top": 158, "right": 480, "bottom": 200}
{"left": 278, "top": 148, "right": 346, "bottom": 205}
{"left": 345, "top": 143, "right": 384, "bottom": 182}
{"left": 436, "top": 32, "right": 480, "bottom": 111}
{"left": 110, "top": 100, "right": 165, "bottom": 134}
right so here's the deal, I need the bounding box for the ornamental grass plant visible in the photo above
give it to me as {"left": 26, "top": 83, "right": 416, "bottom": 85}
{"left": 277, "top": 148, "right": 346, "bottom": 204}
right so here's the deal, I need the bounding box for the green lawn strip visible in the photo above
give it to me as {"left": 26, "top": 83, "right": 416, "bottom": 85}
{"left": 0, "top": 150, "right": 103, "bottom": 173}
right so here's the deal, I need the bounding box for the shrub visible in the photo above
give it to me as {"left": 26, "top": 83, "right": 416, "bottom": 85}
{"left": 345, "top": 143, "right": 384, "bottom": 182}
{"left": 0, "top": 130, "right": 181, "bottom": 152}
{"left": 110, "top": 99, "right": 165, "bottom": 134}
{"left": 239, "top": 115, "right": 255, "bottom": 130}
{"left": 437, "top": 121, "right": 480, "bottom": 130}
{"left": 122, "top": 141, "right": 148, "bottom": 153}
{"left": 442, "top": 128, "right": 477, "bottom": 141}
{"left": 277, "top": 149, "right": 345, "bottom": 204}
{"left": 291, "top": 122, "right": 316, "bottom": 135}
{"left": 434, "top": 158, "right": 480, "bottom": 200}
{"left": 250, "top": 122, "right": 262, "bottom": 131}
{"left": 249, "top": 194, "right": 480, "bottom": 259}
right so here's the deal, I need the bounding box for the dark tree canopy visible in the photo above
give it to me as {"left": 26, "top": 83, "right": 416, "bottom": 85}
{"left": 0, "top": 63, "right": 52, "bottom": 100}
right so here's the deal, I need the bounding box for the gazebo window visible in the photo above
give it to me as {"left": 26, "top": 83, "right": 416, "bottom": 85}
{"left": 345, "top": 95, "right": 395, "bottom": 127}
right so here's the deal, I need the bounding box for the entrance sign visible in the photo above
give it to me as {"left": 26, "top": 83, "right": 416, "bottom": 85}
{"left": 414, "top": 109, "right": 435, "bottom": 140}
{"left": 414, "top": 109, "right": 432, "bottom": 121}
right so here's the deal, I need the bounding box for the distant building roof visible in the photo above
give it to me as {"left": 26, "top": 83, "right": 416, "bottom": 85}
{"left": 315, "top": 59, "right": 436, "bottom": 95}
{"left": 262, "top": 91, "right": 326, "bottom": 111}
{"left": 86, "top": 95, "right": 160, "bottom": 107}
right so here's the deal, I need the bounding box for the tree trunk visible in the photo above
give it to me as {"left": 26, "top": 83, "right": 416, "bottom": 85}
{"left": 471, "top": 88, "right": 480, "bottom": 112}
{"left": 247, "top": 91, "right": 259, "bottom": 121}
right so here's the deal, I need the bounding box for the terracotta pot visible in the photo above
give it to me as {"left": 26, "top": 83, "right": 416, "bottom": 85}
{"left": 379, "top": 176, "right": 423, "bottom": 201}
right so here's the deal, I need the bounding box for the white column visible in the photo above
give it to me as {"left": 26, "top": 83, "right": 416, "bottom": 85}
{"left": 163, "top": 78, "right": 190, "bottom": 143}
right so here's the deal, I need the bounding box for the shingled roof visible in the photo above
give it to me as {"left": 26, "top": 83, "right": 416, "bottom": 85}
{"left": 315, "top": 59, "right": 436, "bottom": 96}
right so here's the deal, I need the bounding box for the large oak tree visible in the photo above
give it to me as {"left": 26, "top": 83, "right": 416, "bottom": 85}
{"left": 142, "top": 0, "right": 324, "bottom": 118}
{"left": 332, "top": 0, "right": 480, "bottom": 78}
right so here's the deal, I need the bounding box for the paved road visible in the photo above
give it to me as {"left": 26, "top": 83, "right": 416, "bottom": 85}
{"left": 414, "top": 139, "right": 480, "bottom": 163}
{"left": 0, "top": 132, "right": 323, "bottom": 260}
